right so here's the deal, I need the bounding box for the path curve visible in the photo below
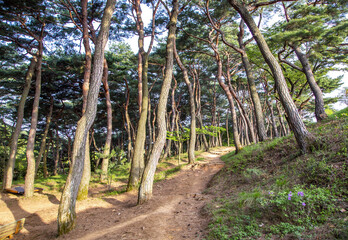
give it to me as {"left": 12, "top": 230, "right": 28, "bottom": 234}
{"left": 0, "top": 147, "right": 233, "bottom": 240}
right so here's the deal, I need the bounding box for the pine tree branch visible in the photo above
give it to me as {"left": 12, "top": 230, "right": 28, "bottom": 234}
{"left": 248, "top": 0, "right": 298, "bottom": 11}
{"left": 205, "top": 0, "right": 243, "bottom": 54}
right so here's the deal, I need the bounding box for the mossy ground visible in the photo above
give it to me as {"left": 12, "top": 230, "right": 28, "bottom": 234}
{"left": 205, "top": 108, "right": 348, "bottom": 240}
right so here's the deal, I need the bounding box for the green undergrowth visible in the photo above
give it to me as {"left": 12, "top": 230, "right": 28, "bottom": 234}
{"left": 205, "top": 109, "right": 348, "bottom": 240}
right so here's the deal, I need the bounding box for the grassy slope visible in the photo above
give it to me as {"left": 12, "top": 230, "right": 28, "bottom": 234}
{"left": 205, "top": 108, "right": 348, "bottom": 240}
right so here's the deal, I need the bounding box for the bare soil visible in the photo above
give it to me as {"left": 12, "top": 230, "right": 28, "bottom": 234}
{"left": 0, "top": 147, "right": 233, "bottom": 240}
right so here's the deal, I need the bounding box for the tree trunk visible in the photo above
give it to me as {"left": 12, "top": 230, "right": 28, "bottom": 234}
{"left": 193, "top": 71, "right": 209, "bottom": 151}
{"left": 101, "top": 59, "right": 112, "bottom": 181}
{"left": 228, "top": 0, "right": 313, "bottom": 152}
{"left": 53, "top": 126, "right": 60, "bottom": 176}
{"left": 146, "top": 100, "right": 153, "bottom": 162}
{"left": 127, "top": 5, "right": 149, "bottom": 189}
{"left": 127, "top": 56, "right": 148, "bottom": 190}
{"left": 211, "top": 43, "right": 242, "bottom": 152}
{"left": 163, "top": 78, "right": 178, "bottom": 159}
{"left": 238, "top": 21, "right": 267, "bottom": 141}
{"left": 138, "top": 0, "right": 178, "bottom": 204}
{"left": 25, "top": 42, "right": 43, "bottom": 198}
{"left": 42, "top": 137, "right": 51, "bottom": 178}
{"left": 124, "top": 79, "right": 133, "bottom": 163}
{"left": 3, "top": 56, "right": 36, "bottom": 189}
{"left": 173, "top": 42, "right": 196, "bottom": 164}
{"left": 35, "top": 96, "right": 54, "bottom": 177}
{"left": 76, "top": 0, "right": 93, "bottom": 200}
{"left": 77, "top": 134, "right": 90, "bottom": 200}
{"left": 291, "top": 44, "right": 327, "bottom": 121}
{"left": 226, "top": 112, "right": 230, "bottom": 146}
{"left": 225, "top": 64, "right": 256, "bottom": 143}
{"left": 57, "top": 0, "right": 115, "bottom": 234}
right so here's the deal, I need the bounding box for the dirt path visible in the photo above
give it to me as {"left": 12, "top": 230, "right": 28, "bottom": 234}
{"left": 0, "top": 147, "right": 233, "bottom": 240}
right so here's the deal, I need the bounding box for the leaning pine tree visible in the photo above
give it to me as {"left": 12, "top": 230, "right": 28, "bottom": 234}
{"left": 227, "top": 0, "right": 314, "bottom": 152}
{"left": 57, "top": 0, "right": 116, "bottom": 235}
{"left": 138, "top": 0, "right": 179, "bottom": 204}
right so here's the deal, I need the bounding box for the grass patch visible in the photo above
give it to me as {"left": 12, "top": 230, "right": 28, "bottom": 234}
{"left": 154, "top": 165, "right": 183, "bottom": 182}
{"left": 205, "top": 108, "right": 348, "bottom": 239}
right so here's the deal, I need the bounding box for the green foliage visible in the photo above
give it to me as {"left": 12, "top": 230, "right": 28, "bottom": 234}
{"left": 196, "top": 126, "right": 226, "bottom": 137}
{"left": 166, "top": 128, "right": 190, "bottom": 142}
{"left": 206, "top": 116, "right": 347, "bottom": 239}
{"left": 262, "top": 186, "right": 337, "bottom": 227}
{"left": 154, "top": 165, "right": 183, "bottom": 183}
{"left": 300, "top": 157, "right": 337, "bottom": 186}
{"left": 95, "top": 147, "right": 127, "bottom": 189}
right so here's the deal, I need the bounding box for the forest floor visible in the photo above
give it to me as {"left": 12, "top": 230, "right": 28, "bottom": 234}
{"left": 0, "top": 146, "right": 233, "bottom": 240}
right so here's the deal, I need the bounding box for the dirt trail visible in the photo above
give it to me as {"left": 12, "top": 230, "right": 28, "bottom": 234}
{"left": 0, "top": 147, "right": 233, "bottom": 240}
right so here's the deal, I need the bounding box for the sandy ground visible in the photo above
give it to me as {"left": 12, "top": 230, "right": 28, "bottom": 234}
{"left": 0, "top": 147, "right": 233, "bottom": 240}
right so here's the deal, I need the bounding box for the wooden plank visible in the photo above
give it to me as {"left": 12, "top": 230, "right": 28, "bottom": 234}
{"left": 0, "top": 218, "right": 25, "bottom": 240}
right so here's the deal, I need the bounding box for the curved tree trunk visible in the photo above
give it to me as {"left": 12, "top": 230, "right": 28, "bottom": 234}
{"left": 228, "top": 0, "right": 313, "bottom": 152}
{"left": 225, "top": 61, "right": 256, "bottom": 143}
{"left": 76, "top": 0, "right": 93, "bottom": 201}
{"left": 101, "top": 59, "right": 112, "bottom": 181}
{"left": 195, "top": 78, "right": 209, "bottom": 151}
{"left": 291, "top": 44, "right": 327, "bottom": 121}
{"left": 237, "top": 21, "right": 267, "bottom": 141}
{"left": 210, "top": 39, "right": 242, "bottom": 152}
{"left": 35, "top": 96, "right": 54, "bottom": 177}
{"left": 217, "top": 64, "right": 242, "bottom": 152}
{"left": 240, "top": 50, "right": 267, "bottom": 141}
{"left": 25, "top": 42, "right": 43, "bottom": 198}
{"left": 57, "top": 0, "right": 115, "bottom": 234}
{"left": 127, "top": 0, "right": 160, "bottom": 189}
{"left": 2, "top": 56, "right": 36, "bottom": 190}
{"left": 173, "top": 41, "right": 196, "bottom": 164}
{"left": 138, "top": 0, "right": 179, "bottom": 204}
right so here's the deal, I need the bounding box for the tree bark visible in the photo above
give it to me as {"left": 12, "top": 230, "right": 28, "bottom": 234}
{"left": 128, "top": 0, "right": 159, "bottom": 189}
{"left": 237, "top": 21, "right": 267, "bottom": 141}
{"left": 138, "top": 0, "right": 178, "bottom": 204}
{"left": 35, "top": 96, "right": 54, "bottom": 177}
{"left": 101, "top": 59, "right": 112, "bottom": 181}
{"left": 291, "top": 44, "right": 327, "bottom": 121}
{"left": 42, "top": 137, "right": 51, "bottom": 178}
{"left": 210, "top": 38, "right": 242, "bottom": 152}
{"left": 127, "top": 55, "right": 148, "bottom": 191}
{"left": 25, "top": 41, "right": 44, "bottom": 198}
{"left": 226, "top": 112, "right": 230, "bottom": 146}
{"left": 76, "top": 0, "right": 93, "bottom": 201}
{"left": 173, "top": 42, "right": 196, "bottom": 164}
{"left": 2, "top": 56, "right": 36, "bottom": 190}
{"left": 124, "top": 78, "right": 133, "bottom": 163}
{"left": 57, "top": 0, "right": 115, "bottom": 234}
{"left": 228, "top": 0, "right": 313, "bottom": 152}
{"left": 262, "top": 76, "right": 279, "bottom": 138}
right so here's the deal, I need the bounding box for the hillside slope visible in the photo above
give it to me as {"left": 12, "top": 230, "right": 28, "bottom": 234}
{"left": 205, "top": 109, "right": 348, "bottom": 239}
